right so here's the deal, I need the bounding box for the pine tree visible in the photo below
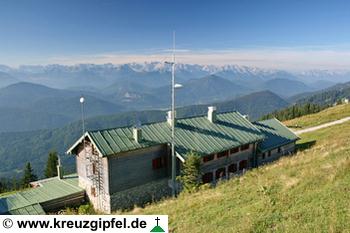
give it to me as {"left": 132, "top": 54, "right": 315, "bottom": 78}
{"left": 260, "top": 102, "right": 327, "bottom": 122}
{"left": 177, "top": 151, "right": 201, "bottom": 193}
{"left": 0, "top": 181, "right": 4, "bottom": 193}
{"left": 11, "top": 177, "right": 18, "bottom": 191}
{"left": 21, "top": 162, "right": 37, "bottom": 188}
{"left": 45, "top": 151, "right": 59, "bottom": 178}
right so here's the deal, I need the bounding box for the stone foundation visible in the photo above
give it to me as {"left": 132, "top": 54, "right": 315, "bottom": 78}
{"left": 110, "top": 178, "right": 171, "bottom": 211}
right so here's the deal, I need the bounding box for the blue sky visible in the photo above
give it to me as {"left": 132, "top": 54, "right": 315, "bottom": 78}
{"left": 1, "top": 0, "right": 350, "bottom": 70}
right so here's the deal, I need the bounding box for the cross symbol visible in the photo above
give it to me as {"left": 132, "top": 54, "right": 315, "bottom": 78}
{"left": 155, "top": 217, "right": 160, "bottom": 226}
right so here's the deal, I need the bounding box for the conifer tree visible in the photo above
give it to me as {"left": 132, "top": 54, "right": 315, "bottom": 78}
{"left": 177, "top": 151, "right": 201, "bottom": 193}
{"left": 45, "top": 151, "right": 59, "bottom": 178}
{"left": 0, "top": 181, "right": 4, "bottom": 193}
{"left": 260, "top": 103, "right": 328, "bottom": 122}
{"left": 11, "top": 177, "right": 18, "bottom": 191}
{"left": 21, "top": 162, "right": 37, "bottom": 188}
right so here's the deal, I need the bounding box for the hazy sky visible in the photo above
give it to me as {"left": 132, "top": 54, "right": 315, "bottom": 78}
{"left": 1, "top": 0, "right": 350, "bottom": 70}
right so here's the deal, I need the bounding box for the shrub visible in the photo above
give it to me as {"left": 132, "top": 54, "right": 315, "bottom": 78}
{"left": 78, "top": 203, "right": 95, "bottom": 215}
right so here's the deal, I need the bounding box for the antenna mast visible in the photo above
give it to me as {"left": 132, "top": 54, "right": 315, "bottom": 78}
{"left": 80, "top": 96, "right": 85, "bottom": 135}
{"left": 171, "top": 31, "right": 176, "bottom": 197}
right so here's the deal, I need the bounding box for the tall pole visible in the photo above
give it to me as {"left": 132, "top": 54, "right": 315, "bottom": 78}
{"left": 80, "top": 96, "right": 86, "bottom": 135}
{"left": 171, "top": 31, "right": 176, "bottom": 197}
{"left": 80, "top": 96, "right": 87, "bottom": 162}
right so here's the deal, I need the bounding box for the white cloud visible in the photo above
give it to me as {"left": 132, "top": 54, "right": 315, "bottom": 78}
{"left": 30, "top": 46, "right": 350, "bottom": 71}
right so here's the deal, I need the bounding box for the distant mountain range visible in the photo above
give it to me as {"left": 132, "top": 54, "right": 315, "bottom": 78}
{"left": 260, "top": 78, "right": 311, "bottom": 97}
{"left": 0, "top": 62, "right": 349, "bottom": 132}
{"left": 0, "top": 62, "right": 345, "bottom": 90}
{"left": 0, "top": 82, "right": 124, "bottom": 132}
{"left": 0, "top": 71, "right": 18, "bottom": 88}
{"left": 298, "top": 69, "right": 350, "bottom": 83}
{"left": 0, "top": 78, "right": 285, "bottom": 132}
{"left": 152, "top": 75, "right": 252, "bottom": 106}
{"left": 291, "top": 81, "right": 350, "bottom": 105}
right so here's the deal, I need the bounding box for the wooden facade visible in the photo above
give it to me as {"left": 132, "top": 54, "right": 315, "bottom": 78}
{"left": 75, "top": 138, "right": 170, "bottom": 213}
{"left": 108, "top": 144, "right": 169, "bottom": 193}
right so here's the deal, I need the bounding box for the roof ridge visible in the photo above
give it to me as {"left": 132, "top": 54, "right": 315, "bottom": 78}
{"left": 87, "top": 110, "right": 240, "bottom": 133}
{"left": 68, "top": 110, "right": 266, "bottom": 158}
{"left": 235, "top": 111, "right": 264, "bottom": 136}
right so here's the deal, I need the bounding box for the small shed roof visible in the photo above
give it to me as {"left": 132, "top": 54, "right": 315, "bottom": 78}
{"left": 0, "top": 174, "right": 84, "bottom": 215}
{"left": 254, "top": 118, "right": 300, "bottom": 153}
{"left": 67, "top": 111, "right": 266, "bottom": 159}
{"left": 8, "top": 203, "right": 46, "bottom": 215}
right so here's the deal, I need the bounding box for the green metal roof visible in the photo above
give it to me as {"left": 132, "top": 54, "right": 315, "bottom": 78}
{"left": 8, "top": 203, "right": 46, "bottom": 215}
{"left": 253, "top": 118, "right": 300, "bottom": 153}
{"left": 81, "top": 111, "right": 265, "bottom": 158}
{"left": 0, "top": 174, "right": 84, "bottom": 215}
{"left": 0, "top": 193, "right": 35, "bottom": 214}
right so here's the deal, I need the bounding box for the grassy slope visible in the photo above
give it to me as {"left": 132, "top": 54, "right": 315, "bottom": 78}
{"left": 284, "top": 103, "right": 350, "bottom": 129}
{"left": 126, "top": 115, "right": 350, "bottom": 232}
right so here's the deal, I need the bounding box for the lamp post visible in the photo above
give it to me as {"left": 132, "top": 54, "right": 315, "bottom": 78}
{"left": 80, "top": 96, "right": 86, "bottom": 157}
{"left": 80, "top": 96, "right": 85, "bottom": 135}
{"left": 165, "top": 31, "right": 177, "bottom": 197}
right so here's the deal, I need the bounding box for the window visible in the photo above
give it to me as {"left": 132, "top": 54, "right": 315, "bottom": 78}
{"left": 202, "top": 172, "right": 213, "bottom": 183}
{"left": 228, "top": 163, "right": 237, "bottom": 173}
{"left": 217, "top": 150, "right": 229, "bottom": 158}
{"left": 152, "top": 157, "right": 165, "bottom": 170}
{"left": 230, "top": 147, "right": 239, "bottom": 154}
{"left": 278, "top": 147, "right": 281, "bottom": 153}
{"left": 239, "top": 160, "right": 248, "bottom": 170}
{"left": 240, "top": 144, "right": 250, "bottom": 151}
{"left": 92, "top": 162, "right": 97, "bottom": 175}
{"left": 262, "top": 153, "right": 266, "bottom": 160}
{"left": 215, "top": 168, "right": 226, "bottom": 179}
{"left": 91, "top": 187, "right": 96, "bottom": 197}
{"left": 203, "top": 154, "right": 214, "bottom": 163}
{"left": 268, "top": 151, "right": 271, "bottom": 157}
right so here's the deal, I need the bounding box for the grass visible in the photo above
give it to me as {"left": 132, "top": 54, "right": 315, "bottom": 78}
{"left": 124, "top": 120, "right": 350, "bottom": 232}
{"left": 284, "top": 103, "right": 350, "bottom": 129}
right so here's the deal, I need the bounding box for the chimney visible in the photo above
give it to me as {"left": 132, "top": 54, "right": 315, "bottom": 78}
{"left": 57, "top": 157, "right": 63, "bottom": 180}
{"left": 207, "top": 106, "right": 217, "bottom": 123}
{"left": 167, "top": 110, "right": 176, "bottom": 126}
{"left": 133, "top": 127, "right": 142, "bottom": 143}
